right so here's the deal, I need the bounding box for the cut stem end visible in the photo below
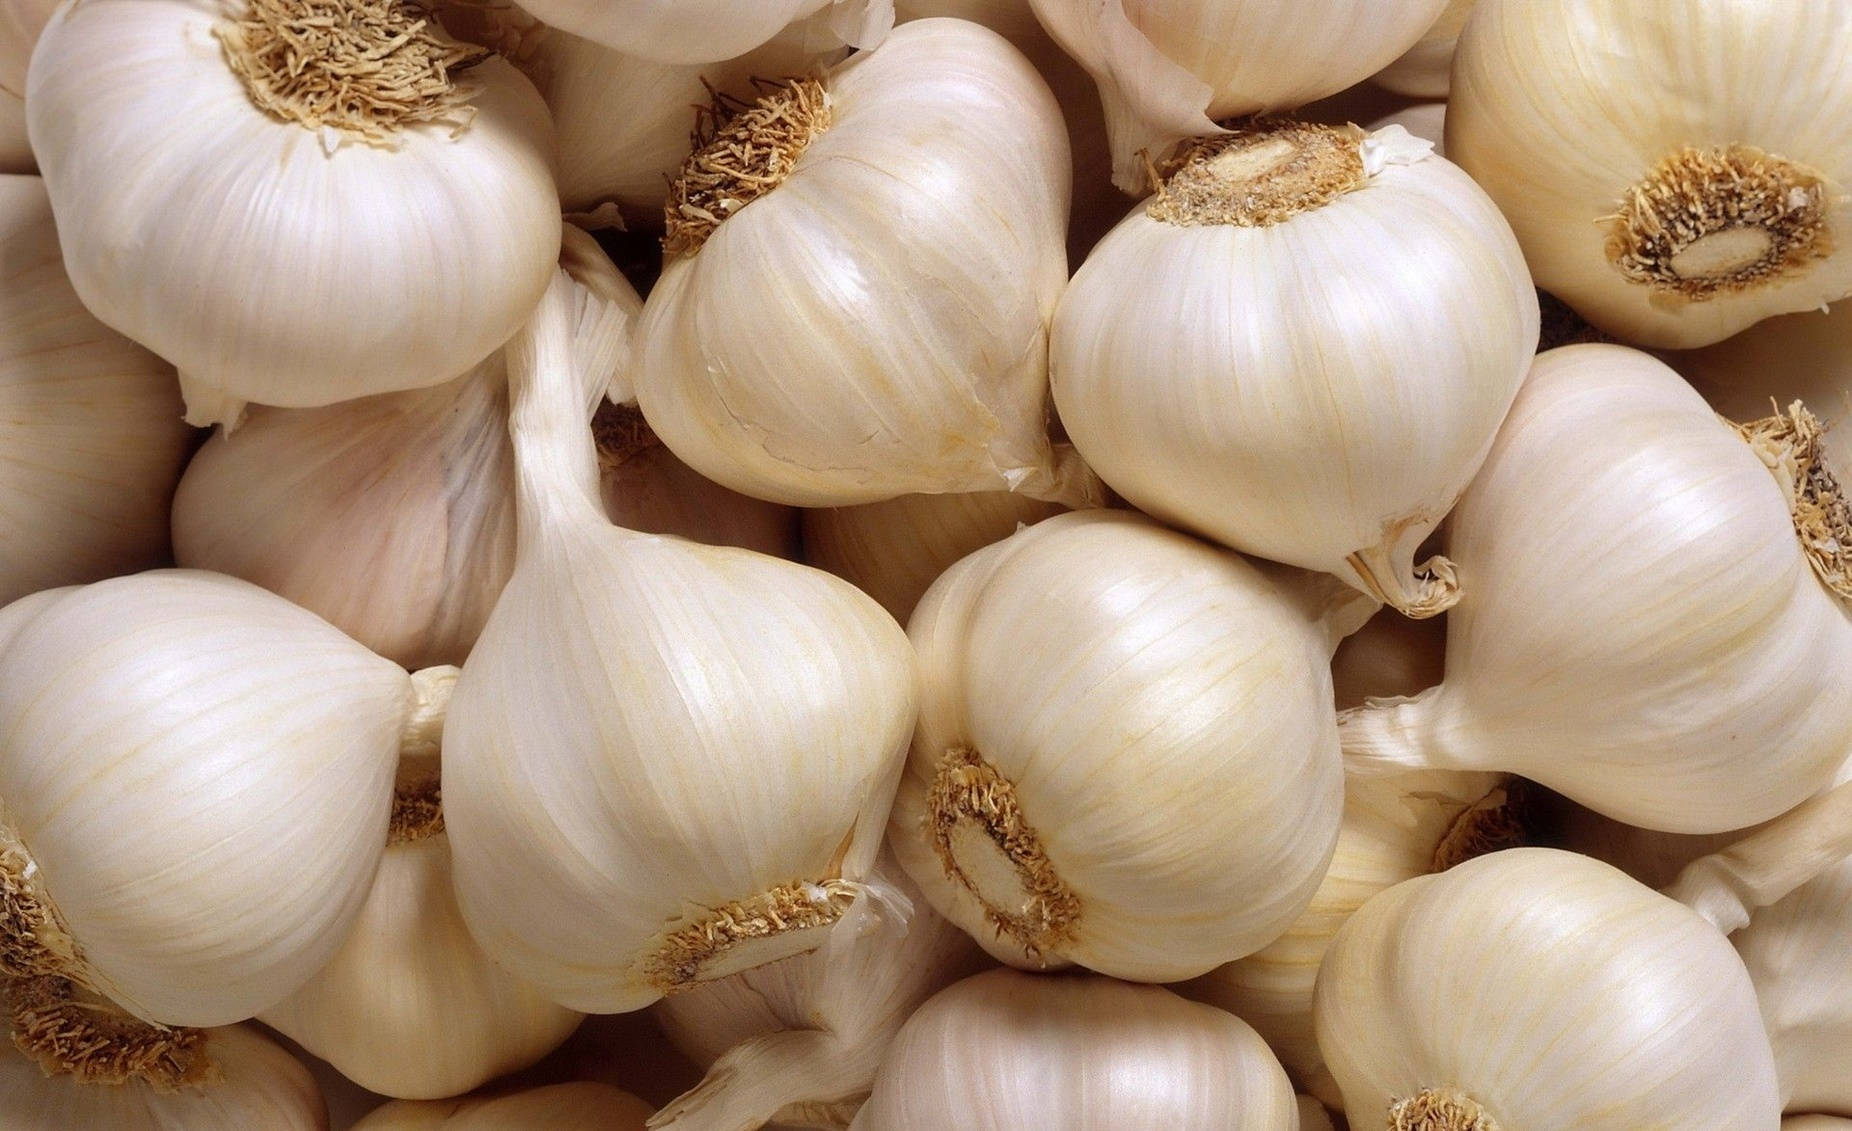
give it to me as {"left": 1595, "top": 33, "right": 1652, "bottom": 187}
{"left": 1390, "top": 1087, "right": 1502, "bottom": 1131}
{"left": 664, "top": 77, "right": 830, "bottom": 258}
{"left": 0, "top": 824, "right": 81, "bottom": 984}
{"left": 1734, "top": 401, "right": 1852, "bottom": 601}
{"left": 643, "top": 879, "right": 862, "bottom": 993}
{"left": 1147, "top": 121, "right": 1368, "bottom": 229}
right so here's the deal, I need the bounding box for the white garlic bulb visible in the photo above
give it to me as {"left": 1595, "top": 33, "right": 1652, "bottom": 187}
{"left": 444, "top": 271, "right": 919, "bottom": 1014}
{"left": 1341, "top": 344, "right": 1852, "bottom": 832}
{"left": 353, "top": 1083, "right": 653, "bottom": 1130}
{"left": 1052, "top": 122, "right": 1537, "bottom": 616}
{"left": 0, "top": 175, "right": 192, "bottom": 608}
{"left": 1674, "top": 303, "right": 1852, "bottom": 475}
{"left": 1025, "top": 0, "right": 1449, "bottom": 190}
{"left": 0, "top": 570, "right": 413, "bottom": 1027}
{"left": 890, "top": 509, "right": 1342, "bottom": 982}
{"left": 1370, "top": 0, "right": 1473, "bottom": 98}
{"left": 633, "top": 18, "right": 1086, "bottom": 508}
{"left": 0, "top": 0, "right": 53, "bottom": 171}
{"left": 1733, "top": 855, "right": 1852, "bottom": 1116}
{"left": 851, "top": 969, "right": 1300, "bottom": 1130}
{"left": 511, "top": 0, "right": 886, "bottom": 66}
{"left": 0, "top": 1015, "right": 326, "bottom": 1130}
{"left": 28, "top": 0, "right": 561, "bottom": 425}
{"left": 650, "top": 863, "right": 983, "bottom": 1131}
{"left": 1314, "top": 847, "right": 1783, "bottom": 1129}
{"left": 802, "top": 491, "right": 1065, "bottom": 623}
{"left": 258, "top": 668, "right": 585, "bottom": 1101}
{"left": 1447, "top": 0, "right": 1852, "bottom": 349}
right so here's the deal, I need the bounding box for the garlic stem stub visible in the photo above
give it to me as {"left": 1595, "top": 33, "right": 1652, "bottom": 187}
{"left": 353, "top": 1082, "right": 653, "bottom": 1130}
{"left": 27, "top": 0, "right": 561, "bottom": 425}
{"left": 1446, "top": 0, "right": 1852, "bottom": 349}
{"left": 850, "top": 969, "right": 1300, "bottom": 1130}
{"left": 511, "top": 0, "right": 888, "bottom": 66}
{"left": 1025, "top": 0, "right": 1448, "bottom": 191}
{"left": 0, "top": 1012, "right": 326, "bottom": 1130}
{"left": 1314, "top": 847, "right": 1783, "bottom": 1130}
{"left": 634, "top": 18, "right": 1085, "bottom": 508}
{"left": 0, "top": 175, "right": 193, "bottom": 609}
{"left": 1340, "top": 344, "right": 1852, "bottom": 833}
{"left": 443, "top": 271, "right": 919, "bottom": 1014}
{"left": 1052, "top": 121, "right": 1538, "bottom": 618}
{"left": 890, "top": 509, "right": 1343, "bottom": 982}
{"left": 0, "top": 571, "right": 426, "bottom": 1037}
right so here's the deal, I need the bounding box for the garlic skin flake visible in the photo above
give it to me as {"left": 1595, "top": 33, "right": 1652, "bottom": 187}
{"left": 1025, "top": 0, "right": 1448, "bottom": 190}
{"left": 1052, "top": 122, "right": 1537, "bottom": 617}
{"left": 851, "top": 969, "right": 1299, "bottom": 1130}
{"left": 511, "top": 0, "right": 886, "bottom": 66}
{"left": 444, "top": 272, "right": 919, "bottom": 1014}
{"left": 353, "top": 1083, "right": 652, "bottom": 1130}
{"left": 0, "top": 175, "right": 192, "bottom": 609}
{"left": 1341, "top": 345, "right": 1852, "bottom": 833}
{"left": 0, "top": 571, "right": 409, "bottom": 1027}
{"left": 891, "top": 509, "right": 1342, "bottom": 982}
{"left": 1447, "top": 0, "right": 1852, "bottom": 349}
{"left": 27, "top": 0, "right": 561, "bottom": 425}
{"left": 0, "top": 1022, "right": 326, "bottom": 1131}
{"left": 650, "top": 864, "right": 982, "bottom": 1131}
{"left": 1315, "top": 848, "right": 1783, "bottom": 1130}
{"left": 634, "top": 18, "right": 1079, "bottom": 508}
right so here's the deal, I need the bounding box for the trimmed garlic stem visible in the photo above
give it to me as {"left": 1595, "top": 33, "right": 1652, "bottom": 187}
{"left": 664, "top": 77, "right": 830, "bottom": 257}
{"left": 214, "top": 0, "right": 488, "bottom": 145}
{"left": 1390, "top": 1087, "right": 1502, "bottom": 1130}
{"left": 5, "top": 976, "right": 211, "bottom": 1091}
{"left": 642, "top": 880, "right": 868, "bottom": 991}
{"left": 1666, "top": 776, "right": 1852, "bottom": 934}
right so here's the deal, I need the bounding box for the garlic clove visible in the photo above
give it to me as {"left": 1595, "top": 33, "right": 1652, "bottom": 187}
{"left": 353, "top": 1082, "right": 653, "bottom": 1130}
{"left": 28, "top": 0, "right": 562, "bottom": 425}
{"left": 1052, "top": 120, "right": 1538, "bottom": 617}
{"left": 890, "top": 509, "right": 1343, "bottom": 982}
{"left": 851, "top": 969, "right": 1300, "bottom": 1129}
{"left": 0, "top": 175, "right": 193, "bottom": 608}
{"left": 633, "top": 18, "right": 1079, "bottom": 508}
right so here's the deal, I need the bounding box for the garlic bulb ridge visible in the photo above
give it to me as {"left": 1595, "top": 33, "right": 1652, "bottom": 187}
{"left": 443, "top": 270, "right": 919, "bottom": 1013}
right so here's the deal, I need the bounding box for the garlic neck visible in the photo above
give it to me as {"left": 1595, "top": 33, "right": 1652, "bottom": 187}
{"left": 1146, "top": 121, "right": 1369, "bottom": 229}
{"left": 663, "top": 76, "right": 831, "bottom": 257}
{"left": 926, "top": 747, "right": 1079, "bottom": 958}
{"left": 6, "top": 975, "right": 215, "bottom": 1091}
{"left": 641, "top": 879, "right": 865, "bottom": 992}
{"left": 1733, "top": 403, "right": 1852, "bottom": 602}
{"left": 1390, "top": 1087, "right": 1502, "bottom": 1131}
{"left": 0, "top": 822, "right": 82, "bottom": 985}
{"left": 214, "top": 0, "right": 488, "bottom": 146}
{"left": 1430, "top": 781, "right": 1533, "bottom": 874}
{"left": 1606, "top": 145, "right": 1831, "bottom": 302}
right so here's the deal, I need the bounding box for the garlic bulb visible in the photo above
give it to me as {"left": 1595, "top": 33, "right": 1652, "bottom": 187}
{"left": 851, "top": 969, "right": 1300, "bottom": 1129}
{"left": 258, "top": 668, "right": 584, "bottom": 1100}
{"left": 1674, "top": 303, "right": 1852, "bottom": 475}
{"left": 1025, "top": 0, "right": 1449, "bottom": 190}
{"left": 444, "top": 271, "right": 918, "bottom": 1014}
{"left": 533, "top": 27, "right": 837, "bottom": 223}
{"left": 0, "top": 1015, "right": 326, "bottom": 1130}
{"left": 0, "top": 175, "right": 192, "bottom": 608}
{"left": 1447, "top": 0, "right": 1852, "bottom": 349}
{"left": 1367, "top": 102, "right": 1445, "bottom": 154}
{"left": 1314, "top": 847, "right": 1783, "bottom": 1129}
{"left": 28, "top": 0, "right": 561, "bottom": 425}
{"left": 1052, "top": 121, "right": 1537, "bottom": 616}
{"left": 1370, "top": 0, "right": 1473, "bottom": 98}
{"left": 802, "top": 491, "right": 1065, "bottom": 623}
{"left": 0, "top": 570, "right": 416, "bottom": 1028}
{"left": 1732, "top": 855, "right": 1852, "bottom": 1116}
{"left": 633, "top": 18, "right": 1086, "bottom": 508}
{"left": 511, "top": 0, "right": 887, "bottom": 66}
{"left": 890, "top": 509, "right": 1342, "bottom": 982}
{"left": 0, "top": 0, "right": 53, "bottom": 171}
{"left": 353, "top": 1084, "right": 652, "bottom": 1130}
{"left": 650, "top": 864, "right": 983, "bottom": 1131}
{"left": 1341, "top": 344, "right": 1852, "bottom": 832}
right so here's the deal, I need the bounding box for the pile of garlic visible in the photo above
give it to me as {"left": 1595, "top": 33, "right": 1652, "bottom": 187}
{"left": 3, "top": 0, "right": 1852, "bottom": 1128}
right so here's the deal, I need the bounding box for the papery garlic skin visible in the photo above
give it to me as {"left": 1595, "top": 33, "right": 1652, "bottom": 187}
{"left": 1339, "top": 345, "right": 1852, "bottom": 832}
{"left": 0, "top": 570, "right": 407, "bottom": 1026}
{"left": 1026, "top": 0, "right": 1448, "bottom": 190}
{"left": 891, "top": 509, "right": 1342, "bottom": 982}
{"left": 852, "top": 969, "right": 1298, "bottom": 1130}
{"left": 1370, "top": 0, "right": 1472, "bottom": 98}
{"left": 1052, "top": 123, "right": 1537, "bottom": 616}
{"left": 513, "top": 0, "right": 886, "bottom": 65}
{"left": 651, "top": 864, "right": 982, "bottom": 1131}
{"left": 802, "top": 491, "right": 1064, "bottom": 623}
{"left": 1315, "top": 848, "right": 1782, "bottom": 1130}
{"left": 353, "top": 1083, "right": 652, "bottom": 1130}
{"left": 28, "top": 0, "right": 561, "bottom": 425}
{"left": 1448, "top": 0, "right": 1852, "bottom": 349}
{"left": 1735, "top": 856, "right": 1852, "bottom": 1116}
{"left": 1367, "top": 102, "right": 1445, "bottom": 154}
{"left": 445, "top": 272, "right": 919, "bottom": 1014}
{"left": 634, "top": 19, "right": 1076, "bottom": 508}
{"left": 0, "top": 1023, "right": 326, "bottom": 1130}
{"left": 0, "top": 176, "right": 192, "bottom": 608}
